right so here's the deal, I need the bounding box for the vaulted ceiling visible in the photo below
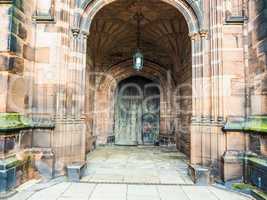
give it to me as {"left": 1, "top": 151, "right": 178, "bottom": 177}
{"left": 87, "top": 0, "right": 191, "bottom": 73}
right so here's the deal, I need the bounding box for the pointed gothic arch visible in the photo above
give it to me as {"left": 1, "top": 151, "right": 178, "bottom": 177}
{"left": 75, "top": 0, "right": 204, "bottom": 35}
{"left": 70, "top": 0, "right": 209, "bottom": 164}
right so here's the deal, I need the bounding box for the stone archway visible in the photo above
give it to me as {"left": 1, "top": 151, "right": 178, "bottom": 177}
{"left": 70, "top": 0, "right": 208, "bottom": 164}
{"left": 75, "top": 0, "right": 204, "bottom": 34}
{"left": 92, "top": 60, "right": 176, "bottom": 145}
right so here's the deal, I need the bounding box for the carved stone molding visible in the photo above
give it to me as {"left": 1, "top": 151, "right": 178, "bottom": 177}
{"left": 71, "top": 28, "right": 80, "bottom": 38}
{"left": 189, "top": 32, "right": 199, "bottom": 41}
{"left": 199, "top": 30, "right": 209, "bottom": 38}
{"left": 189, "top": 30, "right": 209, "bottom": 41}
{"left": 0, "top": 0, "right": 12, "bottom": 4}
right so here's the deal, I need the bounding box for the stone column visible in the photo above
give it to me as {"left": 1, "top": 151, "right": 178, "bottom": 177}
{"left": 190, "top": 30, "right": 212, "bottom": 165}
{"left": 193, "top": 32, "right": 206, "bottom": 123}
{"left": 199, "top": 30, "right": 212, "bottom": 165}
{"left": 53, "top": 29, "right": 87, "bottom": 164}
{"left": 210, "top": 0, "right": 218, "bottom": 123}
{"left": 69, "top": 30, "right": 88, "bottom": 119}
{"left": 190, "top": 32, "right": 203, "bottom": 165}
{"left": 199, "top": 30, "right": 210, "bottom": 121}
{"left": 190, "top": 32, "right": 198, "bottom": 123}
{"left": 67, "top": 30, "right": 79, "bottom": 118}
{"left": 80, "top": 33, "right": 88, "bottom": 117}
{"left": 208, "top": 0, "right": 227, "bottom": 171}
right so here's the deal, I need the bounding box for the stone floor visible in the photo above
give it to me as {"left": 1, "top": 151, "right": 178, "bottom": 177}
{"left": 9, "top": 146, "right": 253, "bottom": 200}
{"left": 10, "top": 182, "right": 252, "bottom": 200}
{"left": 81, "top": 146, "right": 193, "bottom": 185}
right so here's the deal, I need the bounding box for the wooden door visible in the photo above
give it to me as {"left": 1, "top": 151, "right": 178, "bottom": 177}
{"left": 114, "top": 76, "right": 160, "bottom": 145}
{"left": 142, "top": 83, "right": 160, "bottom": 144}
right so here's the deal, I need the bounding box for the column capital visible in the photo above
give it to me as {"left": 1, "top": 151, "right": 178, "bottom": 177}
{"left": 199, "top": 30, "right": 209, "bottom": 38}
{"left": 189, "top": 30, "right": 209, "bottom": 41}
{"left": 81, "top": 31, "right": 89, "bottom": 39}
{"left": 189, "top": 32, "right": 199, "bottom": 41}
{"left": 71, "top": 28, "right": 80, "bottom": 38}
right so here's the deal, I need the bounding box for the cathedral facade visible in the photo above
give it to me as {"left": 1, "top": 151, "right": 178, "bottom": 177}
{"left": 0, "top": 0, "right": 267, "bottom": 186}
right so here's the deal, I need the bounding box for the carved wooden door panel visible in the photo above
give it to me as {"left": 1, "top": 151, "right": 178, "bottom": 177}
{"left": 142, "top": 84, "right": 160, "bottom": 145}
{"left": 114, "top": 78, "right": 142, "bottom": 145}
{"left": 114, "top": 77, "right": 160, "bottom": 145}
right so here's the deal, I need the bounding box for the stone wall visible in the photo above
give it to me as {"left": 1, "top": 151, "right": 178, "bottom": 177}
{"left": 175, "top": 33, "right": 192, "bottom": 156}
{"left": 1, "top": 0, "right": 266, "bottom": 179}
{"left": 190, "top": 0, "right": 247, "bottom": 169}
{"left": 248, "top": 0, "right": 267, "bottom": 115}
{"left": 30, "top": 0, "right": 88, "bottom": 166}
{"left": 0, "top": 0, "right": 88, "bottom": 168}
{"left": 0, "top": 0, "right": 35, "bottom": 113}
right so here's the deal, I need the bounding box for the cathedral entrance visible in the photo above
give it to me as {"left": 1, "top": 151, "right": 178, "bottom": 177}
{"left": 114, "top": 76, "right": 160, "bottom": 146}
{"left": 85, "top": 0, "right": 194, "bottom": 157}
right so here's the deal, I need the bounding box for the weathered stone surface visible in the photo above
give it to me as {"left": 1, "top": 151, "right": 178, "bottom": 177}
{"left": 0, "top": 0, "right": 266, "bottom": 188}
{"left": 18, "top": 23, "right": 27, "bottom": 40}
{"left": 0, "top": 55, "right": 10, "bottom": 70}
{"left": 0, "top": 72, "right": 8, "bottom": 112}
{"left": 6, "top": 74, "right": 27, "bottom": 112}
{"left": 9, "top": 57, "right": 24, "bottom": 73}
{"left": 82, "top": 146, "right": 192, "bottom": 184}
{"left": 248, "top": 0, "right": 267, "bottom": 115}
{"left": 10, "top": 35, "right": 22, "bottom": 53}
{"left": 10, "top": 182, "right": 251, "bottom": 200}
{"left": 23, "top": 45, "right": 35, "bottom": 61}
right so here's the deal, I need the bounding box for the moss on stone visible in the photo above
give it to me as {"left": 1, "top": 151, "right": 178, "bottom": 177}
{"left": 248, "top": 157, "right": 267, "bottom": 167}
{"left": 232, "top": 183, "right": 256, "bottom": 191}
{"left": 252, "top": 189, "right": 267, "bottom": 200}
{"left": 0, "top": 156, "right": 20, "bottom": 170}
{"left": 223, "top": 116, "right": 267, "bottom": 134}
{"left": 244, "top": 116, "right": 267, "bottom": 133}
{"left": 0, "top": 113, "right": 55, "bottom": 132}
{"left": 0, "top": 113, "right": 31, "bottom": 132}
{"left": 232, "top": 183, "right": 267, "bottom": 199}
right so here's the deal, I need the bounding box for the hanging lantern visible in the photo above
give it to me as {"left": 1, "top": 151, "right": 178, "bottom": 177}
{"left": 133, "top": 49, "right": 144, "bottom": 71}
{"left": 133, "top": 11, "right": 144, "bottom": 71}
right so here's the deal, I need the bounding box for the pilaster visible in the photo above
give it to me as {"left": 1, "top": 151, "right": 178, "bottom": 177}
{"left": 67, "top": 30, "right": 88, "bottom": 119}
{"left": 199, "top": 30, "right": 211, "bottom": 122}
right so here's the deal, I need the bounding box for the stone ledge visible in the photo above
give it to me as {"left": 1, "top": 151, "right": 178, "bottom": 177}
{"left": 251, "top": 189, "right": 267, "bottom": 200}
{"left": 225, "top": 16, "right": 246, "bottom": 24}
{"left": 0, "top": 0, "right": 13, "bottom": 4}
{"left": 32, "top": 15, "right": 55, "bottom": 24}
{"left": 0, "top": 113, "right": 31, "bottom": 132}
{"left": 223, "top": 116, "right": 267, "bottom": 134}
{"left": 0, "top": 189, "right": 17, "bottom": 199}
{"left": 0, "top": 113, "right": 55, "bottom": 133}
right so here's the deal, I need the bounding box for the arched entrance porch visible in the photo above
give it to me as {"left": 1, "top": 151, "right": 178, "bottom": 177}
{"left": 69, "top": 0, "right": 209, "bottom": 167}
{"left": 114, "top": 76, "right": 160, "bottom": 146}
{"left": 91, "top": 60, "right": 177, "bottom": 147}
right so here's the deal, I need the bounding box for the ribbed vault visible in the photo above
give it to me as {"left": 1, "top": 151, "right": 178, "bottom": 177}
{"left": 85, "top": 0, "right": 192, "bottom": 156}
{"left": 87, "top": 0, "right": 190, "bottom": 76}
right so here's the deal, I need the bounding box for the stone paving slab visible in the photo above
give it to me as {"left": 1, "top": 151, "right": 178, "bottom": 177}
{"left": 10, "top": 182, "right": 253, "bottom": 200}
{"left": 91, "top": 184, "right": 127, "bottom": 200}
{"left": 82, "top": 146, "right": 192, "bottom": 185}
{"left": 61, "top": 183, "right": 95, "bottom": 199}
{"left": 158, "top": 185, "right": 189, "bottom": 200}
{"left": 10, "top": 146, "right": 253, "bottom": 200}
{"left": 208, "top": 186, "right": 251, "bottom": 200}
{"left": 25, "top": 182, "right": 71, "bottom": 200}
{"left": 182, "top": 186, "right": 219, "bottom": 200}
